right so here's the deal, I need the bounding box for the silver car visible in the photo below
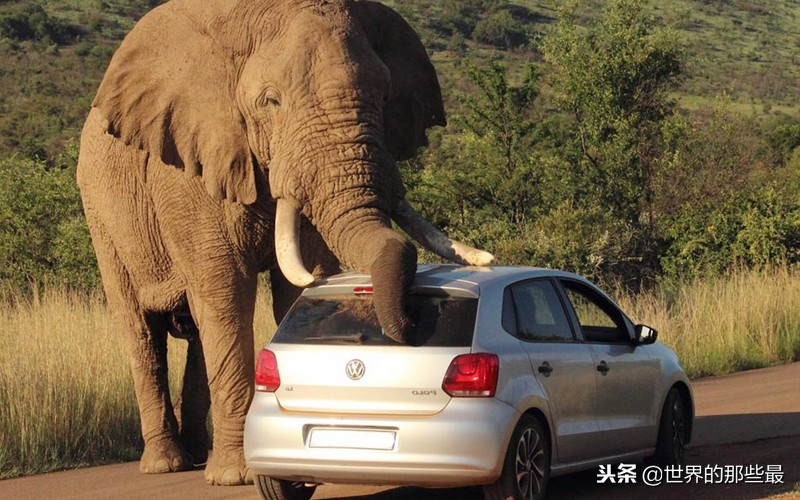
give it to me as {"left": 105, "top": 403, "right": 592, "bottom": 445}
{"left": 244, "top": 265, "right": 693, "bottom": 500}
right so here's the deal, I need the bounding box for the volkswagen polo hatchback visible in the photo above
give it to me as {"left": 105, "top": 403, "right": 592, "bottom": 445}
{"left": 244, "top": 265, "right": 693, "bottom": 500}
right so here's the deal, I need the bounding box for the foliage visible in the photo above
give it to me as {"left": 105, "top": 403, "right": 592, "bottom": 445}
{"left": 653, "top": 97, "right": 761, "bottom": 216}
{"left": 0, "top": 2, "right": 82, "bottom": 45}
{"left": 541, "top": 0, "right": 683, "bottom": 224}
{"left": 0, "top": 0, "right": 799, "bottom": 290}
{"left": 651, "top": 95, "right": 800, "bottom": 281}
{"left": 762, "top": 114, "right": 800, "bottom": 167}
{"left": 472, "top": 9, "right": 529, "bottom": 49}
{"left": 659, "top": 185, "right": 800, "bottom": 280}
{"left": 0, "top": 147, "right": 98, "bottom": 292}
{"left": 402, "top": 60, "right": 547, "bottom": 267}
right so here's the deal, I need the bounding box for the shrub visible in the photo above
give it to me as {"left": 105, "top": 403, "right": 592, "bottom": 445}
{"left": 660, "top": 186, "right": 800, "bottom": 280}
{"left": 0, "top": 153, "right": 98, "bottom": 292}
{"left": 472, "top": 10, "right": 529, "bottom": 49}
{"left": 0, "top": 3, "right": 82, "bottom": 46}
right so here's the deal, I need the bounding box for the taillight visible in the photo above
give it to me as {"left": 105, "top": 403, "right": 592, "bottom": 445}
{"left": 255, "top": 349, "right": 280, "bottom": 392}
{"left": 442, "top": 353, "right": 499, "bottom": 397}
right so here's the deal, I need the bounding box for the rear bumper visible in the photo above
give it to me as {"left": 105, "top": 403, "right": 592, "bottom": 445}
{"left": 244, "top": 393, "right": 518, "bottom": 487}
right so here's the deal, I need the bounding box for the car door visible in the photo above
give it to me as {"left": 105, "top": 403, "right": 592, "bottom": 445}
{"left": 558, "top": 279, "right": 659, "bottom": 455}
{"left": 504, "top": 279, "right": 601, "bottom": 463}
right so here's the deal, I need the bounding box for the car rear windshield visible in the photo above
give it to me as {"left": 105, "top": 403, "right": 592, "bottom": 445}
{"left": 273, "top": 292, "right": 478, "bottom": 347}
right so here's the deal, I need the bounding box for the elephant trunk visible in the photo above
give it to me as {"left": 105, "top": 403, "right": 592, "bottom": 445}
{"left": 320, "top": 202, "right": 418, "bottom": 344}
{"left": 366, "top": 230, "right": 418, "bottom": 343}
{"left": 272, "top": 142, "right": 417, "bottom": 342}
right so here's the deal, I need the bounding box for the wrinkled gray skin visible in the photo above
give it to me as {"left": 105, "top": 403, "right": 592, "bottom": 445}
{"left": 77, "top": 0, "right": 492, "bottom": 486}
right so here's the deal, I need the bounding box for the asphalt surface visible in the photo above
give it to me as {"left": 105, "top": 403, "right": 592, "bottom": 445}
{"left": 2, "top": 363, "right": 799, "bottom": 500}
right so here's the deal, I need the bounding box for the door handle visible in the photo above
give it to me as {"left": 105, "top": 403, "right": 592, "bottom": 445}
{"left": 538, "top": 362, "right": 553, "bottom": 377}
{"left": 597, "top": 360, "right": 610, "bottom": 375}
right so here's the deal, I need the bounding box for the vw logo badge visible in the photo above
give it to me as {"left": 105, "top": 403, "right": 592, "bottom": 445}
{"left": 346, "top": 359, "right": 365, "bottom": 380}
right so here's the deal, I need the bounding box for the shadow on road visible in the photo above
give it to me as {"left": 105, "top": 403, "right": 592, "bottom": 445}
{"left": 321, "top": 414, "right": 800, "bottom": 500}
{"left": 693, "top": 412, "right": 800, "bottom": 446}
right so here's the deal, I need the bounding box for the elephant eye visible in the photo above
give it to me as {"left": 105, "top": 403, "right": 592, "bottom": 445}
{"left": 259, "top": 89, "right": 281, "bottom": 108}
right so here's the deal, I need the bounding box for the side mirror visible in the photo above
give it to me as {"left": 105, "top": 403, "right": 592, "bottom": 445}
{"left": 635, "top": 324, "right": 658, "bottom": 345}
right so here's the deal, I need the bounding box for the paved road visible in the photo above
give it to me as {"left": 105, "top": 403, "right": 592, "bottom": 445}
{"left": 3, "top": 363, "right": 800, "bottom": 500}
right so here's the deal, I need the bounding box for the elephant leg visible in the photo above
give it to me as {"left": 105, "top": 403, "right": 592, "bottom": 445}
{"left": 134, "top": 312, "right": 194, "bottom": 473}
{"left": 84, "top": 212, "right": 192, "bottom": 473}
{"left": 168, "top": 310, "right": 211, "bottom": 465}
{"left": 179, "top": 337, "right": 211, "bottom": 464}
{"left": 189, "top": 276, "right": 257, "bottom": 486}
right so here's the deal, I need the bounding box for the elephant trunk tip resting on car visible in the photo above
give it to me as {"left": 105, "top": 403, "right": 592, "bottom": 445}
{"left": 77, "top": 0, "right": 494, "bottom": 486}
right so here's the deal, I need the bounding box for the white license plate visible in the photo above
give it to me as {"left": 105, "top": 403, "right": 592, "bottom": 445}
{"left": 307, "top": 428, "right": 397, "bottom": 451}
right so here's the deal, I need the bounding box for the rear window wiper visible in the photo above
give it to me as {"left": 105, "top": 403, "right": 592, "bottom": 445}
{"left": 303, "top": 333, "right": 370, "bottom": 344}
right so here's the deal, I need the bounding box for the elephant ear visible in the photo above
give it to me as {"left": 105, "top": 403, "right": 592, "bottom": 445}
{"left": 353, "top": 1, "right": 447, "bottom": 161}
{"left": 92, "top": 4, "right": 257, "bottom": 204}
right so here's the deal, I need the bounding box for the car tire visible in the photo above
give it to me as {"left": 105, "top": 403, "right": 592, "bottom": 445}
{"left": 484, "top": 414, "right": 550, "bottom": 500}
{"left": 651, "top": 387, "right": 689, "bottom": 467}
{"left": 254, "top": 475, "right": 316, "bottom": 500}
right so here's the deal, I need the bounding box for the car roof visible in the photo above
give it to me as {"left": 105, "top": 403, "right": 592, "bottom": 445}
{"left": 306, "top": 264, "right": 589, "bottom": 297}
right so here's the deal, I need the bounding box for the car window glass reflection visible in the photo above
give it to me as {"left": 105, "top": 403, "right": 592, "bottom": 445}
{"left": 509, "top": 281, "right": 574, "bottom": 342}
{"left": 561, "top": 282, "right": 628, "bottom": 343}
{"left": 275, "top": 294, "right": 478, "bottom": 347}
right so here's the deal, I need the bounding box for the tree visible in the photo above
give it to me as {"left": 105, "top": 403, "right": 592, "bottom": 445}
{"left": 402, "top": 61, "right": 544, "bottom": 255}
{"left": 540, "top": 0, "right": 683, "bottom": 283}
{"left": 541, "top": 0, "right": 683, "bottom": 224}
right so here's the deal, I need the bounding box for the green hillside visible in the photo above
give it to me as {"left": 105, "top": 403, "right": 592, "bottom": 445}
{"left": 388, "top": 0, "right": 800, "bottom": 114}
{"left": 1, "top": 0, "right": 799, "bottom": 290}
{"left": 1, "top": 0, "right": 798, "bottom": 160}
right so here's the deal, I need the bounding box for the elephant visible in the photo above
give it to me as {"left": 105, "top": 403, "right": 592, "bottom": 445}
{"left": 76, "top": 0, "right": 494, "bottom": 486}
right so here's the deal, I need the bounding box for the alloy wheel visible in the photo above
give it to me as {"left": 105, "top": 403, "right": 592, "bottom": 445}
{"left": 515, "top": 427, "right": 546, "bottom": 500}
{"left": 670, "top": 395, "right": 687, "bottom": 465}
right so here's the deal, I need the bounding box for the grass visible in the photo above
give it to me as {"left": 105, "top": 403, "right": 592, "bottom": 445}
{"left": 1, "top": 267, "right": 799, "bottom": 477}
{"left": 616, "top": 267, "right": 800, "bottom": 378}
{"left": 0, "top": 283, "right": 276, "bottom": 479}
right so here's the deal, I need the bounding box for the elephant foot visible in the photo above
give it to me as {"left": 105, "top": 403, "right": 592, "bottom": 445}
{"left": 204, "top": 450, "right": 253, "bottom": 485}
{"left": 139, "top": 438, "right": 193, "bottom": 474}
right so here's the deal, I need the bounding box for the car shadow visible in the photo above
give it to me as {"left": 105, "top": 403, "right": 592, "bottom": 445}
{"left": 322, "top": 413, "right": 800, "bottom": 500}
{"left": 692, "top": 412, "right": 800, "bottom": 446}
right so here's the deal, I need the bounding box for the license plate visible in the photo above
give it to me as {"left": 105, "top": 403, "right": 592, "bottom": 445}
{"left": 307, "top": 428, "right": 397, "bottom": 451}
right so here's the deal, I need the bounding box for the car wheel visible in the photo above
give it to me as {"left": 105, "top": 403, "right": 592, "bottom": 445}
{"left": 652, "top": 387, "right": 689, "bottom": 467}
{"left": 484, "top": 414, "right": 550, "bottom": 500}
{"left": 254, "top": 475, "right": 316, "bottom": 500}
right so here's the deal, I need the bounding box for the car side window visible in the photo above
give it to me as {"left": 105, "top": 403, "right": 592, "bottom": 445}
{"left": 560, "top": 280, "right": 629, "bottom": 343}
{"left": 503, "top": 280, "right": 574, "bottom": 342}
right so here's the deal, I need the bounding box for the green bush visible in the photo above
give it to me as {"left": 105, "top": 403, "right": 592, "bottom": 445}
{"left": 762, "top": 114, "right": 800, "bottom": 167}
{"left": 0, "top": 152, "right": 98, "bottom": 292}
{"left": 0, "top": 3, "right": 82, "bottom": 46}
{"left": 472, "top": 10, "right": 528, "bottom": 49}
{"left": 660, "top": 186, "right": 800, "bottom": 280}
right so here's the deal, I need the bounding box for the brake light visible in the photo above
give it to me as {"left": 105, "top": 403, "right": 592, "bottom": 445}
{"left": 353, "top": 286, "right": 374, "bottom": 295}
{"left": 442, "top": 353, "right": 499, "bottom": 397}
{"left": 255, "top": 349, "right": 280, "bottom": 392}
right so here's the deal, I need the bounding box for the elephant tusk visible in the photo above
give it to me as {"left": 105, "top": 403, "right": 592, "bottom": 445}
{"left": 275, "top": 199, "right": 315, "bottom": 288}
{"left": 392, "top": 200, "right": 495, "bottom": 267}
